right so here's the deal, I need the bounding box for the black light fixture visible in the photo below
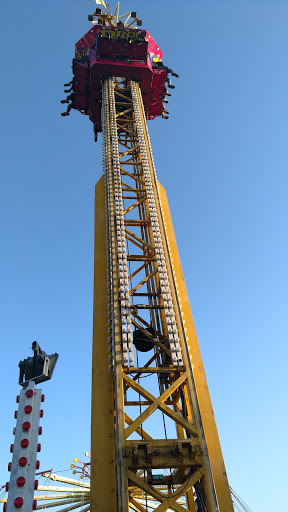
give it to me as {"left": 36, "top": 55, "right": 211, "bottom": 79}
{"left": 19, "top": 342, "right": 59, "bottom": 387}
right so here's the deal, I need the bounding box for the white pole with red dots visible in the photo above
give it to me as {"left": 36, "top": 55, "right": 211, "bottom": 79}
{"left": 5, "top": 381, "right": 44, "bottom": 512}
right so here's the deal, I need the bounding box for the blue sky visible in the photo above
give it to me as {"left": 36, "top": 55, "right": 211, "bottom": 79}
{"left": 1, "top": 1, "right": 287, "bottom": 511}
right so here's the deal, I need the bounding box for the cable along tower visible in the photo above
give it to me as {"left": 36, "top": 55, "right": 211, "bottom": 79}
{"left": 61, "top": 3, "right": 235, "bottom": 512}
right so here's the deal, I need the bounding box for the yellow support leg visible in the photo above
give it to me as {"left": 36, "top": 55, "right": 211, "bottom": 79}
{"left": 91, "top": 176, "right": 117, "bottom": 512}
{"left": 158, "top": 182, "right": 234, "bottom": 512}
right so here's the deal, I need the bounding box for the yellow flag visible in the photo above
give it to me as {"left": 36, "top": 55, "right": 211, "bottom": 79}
{"left": 94, "top": 0, "right": 107, "bottom": 6}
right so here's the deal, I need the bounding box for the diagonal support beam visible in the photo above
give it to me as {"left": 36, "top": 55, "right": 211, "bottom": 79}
{"left": 120, "top": 173, "right": 145, "bottom": 187}
{"left": 127, "top": 471, "right": 190, "bottom": 512}
{"left": 125, "top": 228, "right": 154, "bottom": 251}
{"left": 116, "top": 107, "right": 133, "bottom": 119}
{"left": 115, "top": 90, "right": 133, "bottom": 102}
{"left": 152, "top": 471, "right": 203, "bottom": 512}
{"left": 123, "top": 197, "right": 147, "bottom": 215}
{"left": 125, "top": 413, "right": 153, "bottom": 440}
{"left": 129, "top": 268, "right": 158, "bottom": 296}
{"left": 128, "top": 262, "right": 147, "bottom": 282}
{"left": 124, "top": 373, "right": 191, "bottom": 438}
{"left": 129, "top": 498, "right": 147, "bottom": 512}
{"left": 119, "top": 144, "right": 140, "bottom": 156}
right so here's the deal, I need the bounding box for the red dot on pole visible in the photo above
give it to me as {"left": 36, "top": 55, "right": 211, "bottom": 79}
{"left": 33, "top": 501, "right": 37, "bottom": 510}
{"left": 21, "top": 439, "right": 29, "bottom": 448}
{"left": 16, "top": 477, "right": 26, "bottom": 487}
{"left": 38, "top": 427, "right": 42, "bottom": 435}
{"left": 5, "top": 483, "right": 9, "bottom": 492}
{"left": 19, "top": 457, "right": 28, "bottom": 467}
{"left": 37, "top": 443, "right": 41, "bottom": 452}
{"left": 34, "top": 480, "right": 38, "bottom": 490}
{"left": 24, "top": 405, "right": 32, "bottom": 414}
{"left": 41, "top": 394, "right": 45, "bottom": 402}
{"left": 8, "top": 463, "right": 12, "bottom": 472}
{"left": 22, "top": 422, "right": 31, "bottom": 431}
{"left": 25, "top": 390, "right": 34, "bottom": 398}
{"left": 36, "top": 461, "right": 40, "bottom": 470}
{"left": 40, "top": 410, "right": 44, "bottom": 418}
{"left": 14, "top": 411, "right": 17, "bottom": 419}
{"left": 14, "top": 497, "right": 24, "bottom": 508}
{"left": 10, "top": 444, "right": 14, "bottom": 453}
{"left": 16, "top": 395, "right": 20, "bottom": 403}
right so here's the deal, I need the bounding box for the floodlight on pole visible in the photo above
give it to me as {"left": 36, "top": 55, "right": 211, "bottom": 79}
{"left": 18, "top": 342, "right": 58, "bottom": 387}
{"left": 5, "top": 343, "right": 58, "bottom": 512}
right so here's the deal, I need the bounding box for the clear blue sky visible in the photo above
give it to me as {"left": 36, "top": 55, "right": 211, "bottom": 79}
{"left": 1, "top": 1, "right": 287, "bottom": 511}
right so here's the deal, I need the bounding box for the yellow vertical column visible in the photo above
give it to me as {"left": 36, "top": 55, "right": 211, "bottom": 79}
{"left": 158, "top": 182, "right": 234, "bottom": 512}
{"left": 91, "top": 176, "right": 117, "bottom": 512}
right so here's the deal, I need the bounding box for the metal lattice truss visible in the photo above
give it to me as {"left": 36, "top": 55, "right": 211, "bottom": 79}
{"left": 103, "top": 78, "right": 184, "bottom": 369}
{"left": 93, "top": 77, "right": 224, "bottom": 512}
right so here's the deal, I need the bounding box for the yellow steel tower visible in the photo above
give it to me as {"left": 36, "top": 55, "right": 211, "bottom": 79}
{"left": 59, "top": 4, "right": 235, "bottom": 511}
{"left": 91, "top": 79, "right": 234, "bottom": 512}
{"left": 0, "top": 5, "right": 236, "bottom": 512}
